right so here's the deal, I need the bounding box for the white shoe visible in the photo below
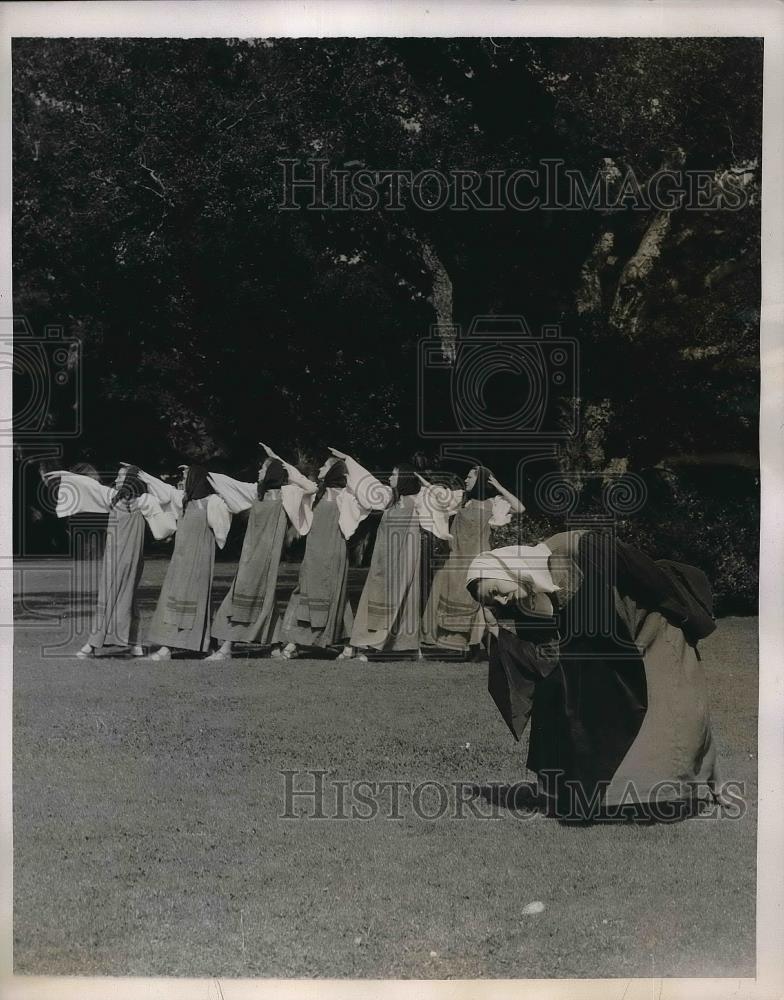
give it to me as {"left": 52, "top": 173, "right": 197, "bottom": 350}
{"left": 149, "top": 648, "right": 172, "bottom": 662}
{"left": 76, "top": 644, "right": 94, "bottom": 659}
{"left": 205, "top": 650, "right": 231, "bottom": 661}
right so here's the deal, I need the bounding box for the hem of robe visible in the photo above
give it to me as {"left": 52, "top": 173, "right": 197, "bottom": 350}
{"left": 280, "top": 590, "right": 354, "bottom": 647}
{"left": 147, "top": 613, "right": 212, "bottom": 653}
{"left": 212, "top": 606, "right": 283, "bottom": 645}
{"left": 421, "top": 631, "right": 474, "bottom": 651}
{"left": 351, "top": 625, "right": 420, "bottom": 652}
{"left": 421, "top": 609, "right": 486, "bottom": 651}
{"left": 88, "top": 624, "right": 141, "bottom": 647}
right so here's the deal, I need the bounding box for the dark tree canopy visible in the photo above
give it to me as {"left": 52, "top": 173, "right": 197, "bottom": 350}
{"left": 13, "top": 37, "right": 760, "bottom": 552}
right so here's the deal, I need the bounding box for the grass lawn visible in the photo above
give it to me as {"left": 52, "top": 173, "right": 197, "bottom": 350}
{"left": 12, "top": 558, "right": 758, "bottom": 978}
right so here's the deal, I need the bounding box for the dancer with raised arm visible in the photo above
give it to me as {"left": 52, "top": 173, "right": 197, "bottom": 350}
{"left": 423, "top": 465, "right": 524, "bottom": 655}
{"left": 339, "top": 450, "right": 454, "bottom": 661}
{"left": 277, "top": 449, "right": 372, "bottom": 660}
{"left": 43, "top": 465, "right": 176, "bottom": 658}
{"left": 206, "top": 443, "right": 316, "bottom": 660}
{"left": 146, "top": 465, "right": 231, "bottom": 661}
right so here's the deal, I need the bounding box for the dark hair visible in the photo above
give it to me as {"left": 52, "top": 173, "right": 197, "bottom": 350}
{"left": 313, "top": 458, "right": 347, "bottom": 509}
{"left": 465, "top": 578, "right": 481, "bottom": 602}
{"left": 392, "top": 462, "right": 420, "bottom": 503}
{"left": 257, "top": 458, "right": 288, "bottom": 501}
{"left": 182, "top": 465, "right": 215, "bottom": 511}
{"left": 464, "top": 465, "right": 499, "bottom": 503}
{"left": 110, "top": 466, "right": 148, "bottom": 509}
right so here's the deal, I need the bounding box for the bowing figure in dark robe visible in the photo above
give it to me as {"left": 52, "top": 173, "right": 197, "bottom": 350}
{"left": 466, "top": 531, "right": 728, "bottom": 820}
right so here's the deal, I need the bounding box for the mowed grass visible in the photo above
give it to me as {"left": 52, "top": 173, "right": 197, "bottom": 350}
{"left": 13, "top": 558, "right": 757, "bottom": 978}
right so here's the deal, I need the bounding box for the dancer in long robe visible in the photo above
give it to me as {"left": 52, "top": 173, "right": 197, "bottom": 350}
{"left": 44, "top": 466, "right": 176, "bottom": 657}
{"left": 422, "top": 465, "right": 524, "bottom": 654}
{"left": 146, "top": 465, "right": 231, "bottom": 660}
{"left": 206, "top": 444, "right": 316, "bottom": 659}
{"left": 338, "top": 451, "right": 453, "bottom": 660}
{"left": 278, "top": 454, "right": 369, "bottom": 659}
{"left": 466, "top": 531, "right": 724, "bottom": 820}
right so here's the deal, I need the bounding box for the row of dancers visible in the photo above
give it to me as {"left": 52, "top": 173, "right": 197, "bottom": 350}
{"left": 45, "top": 450, "right": 733, "bottom": 817}
{"left": 45, "top": 445, "right": 525, "bottom": 661}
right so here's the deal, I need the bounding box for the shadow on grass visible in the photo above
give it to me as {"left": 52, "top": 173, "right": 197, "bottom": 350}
{"left": 473, "top": 781, "right": 545, "bottom": 816}
{"left": 473, "top": 782, "right": 703, "bottom": 826}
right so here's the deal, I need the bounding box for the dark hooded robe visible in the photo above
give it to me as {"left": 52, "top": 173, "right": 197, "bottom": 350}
{"left": 485, "top": 529, "right": 721, "bottom": 819}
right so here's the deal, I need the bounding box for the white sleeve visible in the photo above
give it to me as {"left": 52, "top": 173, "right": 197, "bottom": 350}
{"left": 281, "top": 483, "right": 315, "bottom": 536}
{"left": 336, "top": 489, "right": 369, "bottom": 540}
{"left": 444, "top": 488, "right": 465, "bottom": 514}
{"left": 44, "top": 472, "right": 113, "bottom": 517}
{"left": 207, "top": 472, "right": 257, "bottom": 514}
{"left": 415, "top": 486, "right": 454, "bottom": 541}
{"left": 489, "top": 496, "right": 513, "bottom": 528}
{"left": 136, "top": 494, "right": 177, "bottom": 541}
{"left": 282, "top": 461, "right": 318, "bottom": 494}
{"left": 134, "top": 468, "right": 184, "bottom": 520}
{"left": 206, "top": 495, "right": 232, "bottom": 550}
{"left": 345, "top": 456, "right": 393, "bottom": 511}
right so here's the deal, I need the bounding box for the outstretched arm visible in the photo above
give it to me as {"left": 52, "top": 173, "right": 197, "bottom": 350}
{"left": 122, "top": 463, "right": 184, "bottom": 517}
{"left": 208, "top": 472, "right": 256, "bottom": 513}
{"left": 332, "top": 448, "right": 393, "bottom": 511}
{"left": 261, "top": 442, "right": 316, "bottom": 493}
{"left": 42, "top": 471, "right": 114, "bottom": 516}
{"left": 488, "top": 472, "right": 525, "bottom": 514}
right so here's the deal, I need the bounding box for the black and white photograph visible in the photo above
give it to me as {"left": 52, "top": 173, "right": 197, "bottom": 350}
{"left": 3, "top": 1, "right": 783, "bottom": 995}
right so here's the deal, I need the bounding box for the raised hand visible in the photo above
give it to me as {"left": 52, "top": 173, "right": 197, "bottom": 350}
{"left": 258, "top": 442, "right": 280, "bottom": 460}
{"left": 328, "top": 446, "right": 349, "bottom": 460}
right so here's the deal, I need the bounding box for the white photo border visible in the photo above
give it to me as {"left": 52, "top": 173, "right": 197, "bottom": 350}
{"left": 1, "top": 2, "right": 781, "bottom": 999}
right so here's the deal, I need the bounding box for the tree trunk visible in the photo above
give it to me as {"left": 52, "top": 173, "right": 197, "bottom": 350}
{"left": 419, "top": 239, "right": 455, "bottom": 361}
{"left": 576, "top": 230, "right": 615, "bottom": 315}
{"left": 610, "top": 210, "right": 672, "bottom": 334}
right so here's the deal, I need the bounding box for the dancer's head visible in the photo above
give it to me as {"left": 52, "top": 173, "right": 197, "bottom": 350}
{"left": 465, "top": 545, "right": 559, "bottom": 611}
{"left": 466, "top": 575, "right": 522, "bottom": 608}
{"left": 313, "top": 456, "right": 348, "bottom": 508}
{"left": 111, "top": 465, "right": 148, "bottom": 508}
{"left": 463, "top": 465, "right": 498, "bottom": 502}
{"left": 182, "top": 464, "right": 214, "bottom": 510}
{"left": 257, "top": 458, "right": 288, "bottom": 500}
{"left": 390, "top": 463, "right": 420, "bottom": 501}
